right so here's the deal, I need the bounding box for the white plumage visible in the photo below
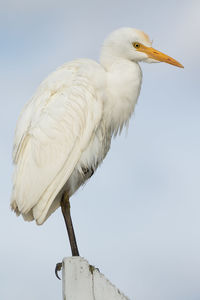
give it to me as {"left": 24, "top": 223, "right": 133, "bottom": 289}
{"left": 11, "top": 28, "right": 183, "bottom": 225}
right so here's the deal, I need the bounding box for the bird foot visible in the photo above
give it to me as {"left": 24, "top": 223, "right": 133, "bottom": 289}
{"left": 55, "top": 262, "right": 62, "bottom": 280}
{"left": 89, "top": 264, "right": 100, "bottom": 274}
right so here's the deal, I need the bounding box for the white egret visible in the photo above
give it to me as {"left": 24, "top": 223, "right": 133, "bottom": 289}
{"left": 11, "top": 28, "right": 183, "bottom": 263}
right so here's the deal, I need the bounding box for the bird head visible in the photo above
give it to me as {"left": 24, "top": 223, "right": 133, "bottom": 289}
{"left": 101, "top": 28, "right": 183, "bottom": 68}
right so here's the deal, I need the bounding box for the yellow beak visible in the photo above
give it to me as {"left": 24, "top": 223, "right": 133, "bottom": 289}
{"left": 138, "top": 44, "right": 184, "bottom": 68}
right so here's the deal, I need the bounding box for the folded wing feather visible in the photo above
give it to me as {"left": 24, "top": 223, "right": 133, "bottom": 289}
{"left": 11, "top": 60, "right": 103, "bottom": 224}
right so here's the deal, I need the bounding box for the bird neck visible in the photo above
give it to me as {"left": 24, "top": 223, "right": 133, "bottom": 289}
{"left": 101, "top": 58, "right": 142, "bottom": 136}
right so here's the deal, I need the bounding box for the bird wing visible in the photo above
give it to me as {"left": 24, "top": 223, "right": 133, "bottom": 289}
{"left": 11, "top": 59, "right": 105, "bottom": 224}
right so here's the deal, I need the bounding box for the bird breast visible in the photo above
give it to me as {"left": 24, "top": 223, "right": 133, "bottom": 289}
{"left": 67, "top": 60, "right": 142, "bottom": 195}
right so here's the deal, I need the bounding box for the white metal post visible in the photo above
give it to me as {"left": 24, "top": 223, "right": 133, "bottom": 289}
{"left": 62, "top": 257, "right": 130, "bottom": 300}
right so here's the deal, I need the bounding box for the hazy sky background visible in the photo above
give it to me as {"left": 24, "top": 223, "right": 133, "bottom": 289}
{"left": 1, "top": 1, "right": 200, "bottom": 299}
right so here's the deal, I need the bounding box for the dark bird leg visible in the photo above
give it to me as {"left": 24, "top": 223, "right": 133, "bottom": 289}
{"left": 55, "top": 192, "right": 79, "bottom": 280}
{"left": 60, "top": 192, "right": 80, "bottom": 256}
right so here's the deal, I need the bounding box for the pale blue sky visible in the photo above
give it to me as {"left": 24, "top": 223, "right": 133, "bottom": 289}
{"left": 1, "top": 1, "right": 200, "bottom": 299}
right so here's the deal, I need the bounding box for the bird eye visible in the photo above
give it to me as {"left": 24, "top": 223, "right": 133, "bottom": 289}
{"left": 133, "top": 42, "right": 140, "bottom": 49}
